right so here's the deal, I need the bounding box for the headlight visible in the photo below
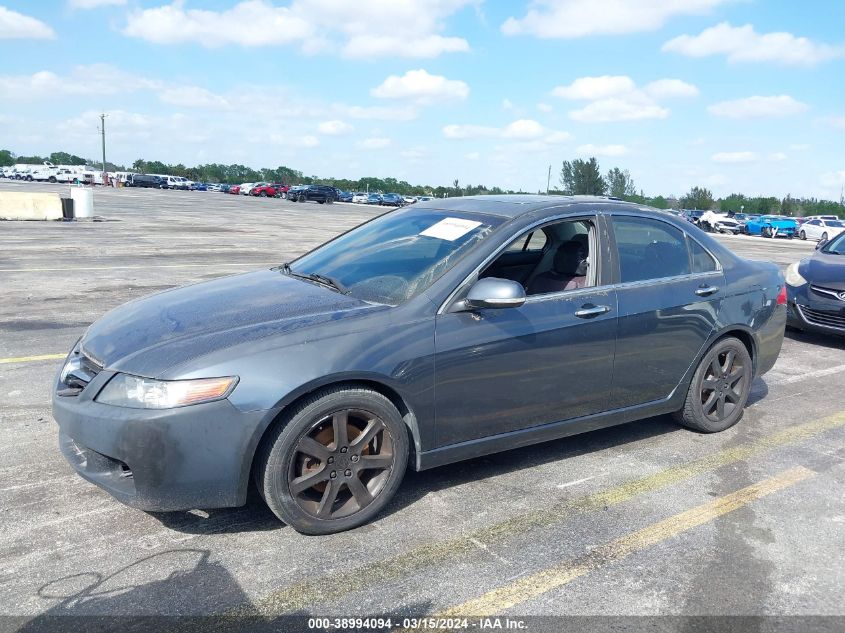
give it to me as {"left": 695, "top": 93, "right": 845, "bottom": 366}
{"left": 96, "top": 374, "right": 237, "bottom": 409}
{"left": 784, "top": 262, "right": 807, "bottom": 287}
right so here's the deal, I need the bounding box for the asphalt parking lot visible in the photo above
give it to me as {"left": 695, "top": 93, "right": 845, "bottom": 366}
{"left": 1, "top": 182, "right": 844, "bottom": 629}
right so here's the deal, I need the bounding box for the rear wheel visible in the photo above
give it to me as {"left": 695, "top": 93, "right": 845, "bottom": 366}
{"left": 799, "top": 230, "right": 806, "bottom": 240}
{"left": 257, "top": 387, "right": 409, "bottom": 535}
{"left": 260, "top": 191, "right": 268, "bottom": 197}
{"left": 674, "top": 337, "right": 753, "bottom": 433}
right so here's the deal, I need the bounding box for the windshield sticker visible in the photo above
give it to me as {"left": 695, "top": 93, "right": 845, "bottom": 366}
{"left": 420, "top": 218, "right": 482, "bottom": 241}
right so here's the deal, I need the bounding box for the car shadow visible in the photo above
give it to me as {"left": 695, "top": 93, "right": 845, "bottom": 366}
{"left": 149, "top": 413, "right": 682, "bottom": 536}
{"left": 785, "top": 326, "right": 845, "bottom": 350}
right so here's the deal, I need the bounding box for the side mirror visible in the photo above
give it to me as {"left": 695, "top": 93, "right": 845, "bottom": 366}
{"left": 816, "top": 238, "right": 828, "bottom": 250}
{"left": 464, "top": 277, "right": 526, "bottom": 310}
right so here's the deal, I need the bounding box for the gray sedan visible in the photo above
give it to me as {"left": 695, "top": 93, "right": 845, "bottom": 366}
{"left": 53, "top": 196, "right": 786, "bottom": 534}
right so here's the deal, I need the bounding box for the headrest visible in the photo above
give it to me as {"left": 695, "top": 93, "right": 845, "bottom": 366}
{"left": 553, "top": 240, "right": 588, "bottom": 276}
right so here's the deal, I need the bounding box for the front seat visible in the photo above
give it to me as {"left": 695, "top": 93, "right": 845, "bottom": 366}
{"left": 526, "top": 240, "right": 588, "bottom": 295}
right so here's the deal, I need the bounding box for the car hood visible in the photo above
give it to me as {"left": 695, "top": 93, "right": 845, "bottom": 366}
{"left": 80, "top": 269, "right": 384, "bottom": 377}
{"left": 800, "top": 252, "right": 845, "bottom": 289}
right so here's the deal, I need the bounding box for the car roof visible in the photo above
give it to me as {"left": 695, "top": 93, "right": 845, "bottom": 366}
{"left": 412, "top": 194, "right": 653, "bottom": 219}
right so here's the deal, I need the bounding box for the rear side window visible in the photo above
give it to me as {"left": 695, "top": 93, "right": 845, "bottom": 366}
{"left": 688, "top": 238, "right": 718, "bottom": 273}
{"left": 613, "top": 217, "right": 691, "bottom": 283}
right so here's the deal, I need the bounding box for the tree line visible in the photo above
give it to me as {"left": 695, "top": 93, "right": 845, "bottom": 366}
{"left": 2, "top": 148, "right": 842, "bottom": 217}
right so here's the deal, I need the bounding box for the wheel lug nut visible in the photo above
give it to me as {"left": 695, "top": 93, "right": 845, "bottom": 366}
{"left": 340, "top": 447, "right": 348, "bottom": 453}
{"left": 330, "top": 471, "right": 337, "bottom": 479}
{"left": 327, "top": 457, "right": 334, "bottom": 464}
{"left": 345, "top": 469, "right": 352, "bottom": 477}
{"left": 351, "top": 455, "right": 359, "bottom": 463}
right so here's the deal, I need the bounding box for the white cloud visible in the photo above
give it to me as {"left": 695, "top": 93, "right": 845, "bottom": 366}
{"left": 371, "top": 69, "right": 469, "bottom": 104}
{"left": 0, "top": 6, "right": 55, "bottom": 39}
{"left": 159, "top": 86, "right": 230, "bottom": 108}
{"left": 823, "top": 116, "right": 845, "bottom": 130}
{"left": 0, "top": 65, "right": 160, "bottom": 100}
{"left": 69, "top": 0, "right": 127, "bottom": 9}
{"left": 643, "top": 78, "right": 699, "bottom": 99}
{"left": 711, "top": 151, "right": 757, "bottom": 163}
{"left": 502, "top": 0, "right": 728, "bottom": 39}
{"left": 335, "top": 104, "right": 419, "bottom": 122}
{"left": 663, "top": 22, "right": 844, "bottom": 66}
{"left": 768, "top": 152, "right": 788, "bottom": 162}
{"left": 537, "top": 102, "right": 553, "bottom": 113}
{"left": 553, "top": 75, "right": 695, "bottom": 122}
{"left": 820, "top": 170, "right": 845, "bottom": 188}
{"left": 360, "top": 137, "right": 392, "bottom": 149}
{"left": 552, "top": 75, "right": 635, "bottom": 100}
{"left": 443, "top": 119, "right": 570, "bottom": 144}
{"left": 123, "top": 0, "right": 473, "bottom": 58}
{"left": 576, "top": 143, "right": 629, "bottom": 157}
{"left": 317, "top": 120, "right": 354, "bottom": 136}
{"left": 708, "top": 95, "right": 809, "bottom": 119}
{"left": 569, "top": 99, "right": 669, "bottom": 122}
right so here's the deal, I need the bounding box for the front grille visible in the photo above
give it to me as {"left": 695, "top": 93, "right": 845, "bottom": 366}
{"left": 798, "top": 304, "right": 845, "bottom": 330}
{"left": 810, "top": 285, "right": 845, "bottom": 301}
{"left": 59, "top": 350, "right": 103, "bottom": 395}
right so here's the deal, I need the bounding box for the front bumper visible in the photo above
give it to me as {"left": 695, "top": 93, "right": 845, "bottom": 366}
{"left": 786, "top": 284, "right": 845, "bottom": 337}
{"left": 53, "top": 374, "right": 272, "bottom": 511}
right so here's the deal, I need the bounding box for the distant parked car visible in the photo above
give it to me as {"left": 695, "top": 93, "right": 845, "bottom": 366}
{"left": 229, "top": 185, "right": 241, "bottom": 195}
{"left": 131, "top": 174, "right": 166, "bottom": 189}
{"left": 417, "top": 196, "right": 433, "bottom": 202}
{"left": 207, "top": 183, "right": 223, "bottom": 192}
{"left": 366, "top": 193, "right": 383, "bottom": 205}
{"left": 786, "top": 230, "right": 845, "bottom": 337}
{"left": 799, "top": 218, "right": 845, "bottom": 242}
{"left": 337, "top": 190, "right": 354, "bottom": 202}
{"left": 352, "top": 192, "right": 369, "bottom": 204}
{"left": 251, "top": 183, "right": 287, "bottom": 198}
{"left": 745, "top": 215, "right": 798, "bottom": 238}
{"left": 403, "top": 195, "right": 417, "bottom": 204}
{"left": 699, "top": 211, "right": 740, "bottom": 235}
{"left": 240, "top": 183, "right": 258, "bottom": 195}
{"left": 287, "top": 184, "right": 337, "bottom": 204}
{"left": 380, "top": 193, "right": 404, "bottom": 207}
{"left": 804, "top": 215, "right": 840, "bottom": 222}
{"left": 681, "top": 210, "right": 704, "bottom": 225}
{"left": 191, "top": 182, "right": 208, "bottom": 191}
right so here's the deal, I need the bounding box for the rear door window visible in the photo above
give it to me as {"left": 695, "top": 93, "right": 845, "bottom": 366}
{"left": 612, "top": 217, "right": 691, "bottom": 283}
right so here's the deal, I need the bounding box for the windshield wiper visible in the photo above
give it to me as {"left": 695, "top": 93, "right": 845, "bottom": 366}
{"left": 280, "top": 263, "right": 349, "bottom": 294}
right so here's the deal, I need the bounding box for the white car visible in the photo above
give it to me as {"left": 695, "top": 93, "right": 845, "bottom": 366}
{"left": 240, "top": 182, "right": 257, "bottom": 195}
{"left": 403, "top": 195, "right": 417, "bottom": 204}
{"left": 352, "top": 192, "right": 369, "bottom": 203}
{"left": 799, "top": 218, "right": 845, "bottom": 242}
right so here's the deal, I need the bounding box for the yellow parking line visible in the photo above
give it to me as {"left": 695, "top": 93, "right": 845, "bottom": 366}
{"left": 439, "top": 466, "right": 815, "bottom": 617}
{"left": 238, "top": 412, "right": 845, "bottom": 617}
{"left": 0, "top": 262, "right": 277, "bottom": 273}
{"left": 0, "top": 353, "right": 66, "bottom": 364}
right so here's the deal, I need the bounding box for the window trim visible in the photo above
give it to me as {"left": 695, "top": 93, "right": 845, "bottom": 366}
{"left": 607, "top": 212, "right": 723, "bottom": 287}
{"left": 438, "top": 213, "right": 602, "bottom": 314}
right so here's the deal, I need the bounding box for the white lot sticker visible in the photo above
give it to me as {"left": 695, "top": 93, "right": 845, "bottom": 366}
{"left": 420, "top": 217, "right": 482, "bottom": 241}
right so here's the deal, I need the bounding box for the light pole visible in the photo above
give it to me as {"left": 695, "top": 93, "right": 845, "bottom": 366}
{"left": 99, "top": 113, "right": 108, "bottom": 183}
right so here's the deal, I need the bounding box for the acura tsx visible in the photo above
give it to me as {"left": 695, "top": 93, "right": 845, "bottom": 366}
{"left": 53, "top": 196, "right": 786, "bottom": 534}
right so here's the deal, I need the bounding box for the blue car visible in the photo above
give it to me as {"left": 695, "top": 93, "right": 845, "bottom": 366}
{"left": 744, "top": 215, "right": 797, "bottom": 238}
{"left": 337, "top": 190, "right": 353, "bottom": 202}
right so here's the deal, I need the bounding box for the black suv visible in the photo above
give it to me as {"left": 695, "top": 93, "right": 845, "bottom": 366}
{"left": 131, "top": 174, "right": 166, "bottom": 189}
{"left": 286, "top": 184, "right": 336, "bottom": 204}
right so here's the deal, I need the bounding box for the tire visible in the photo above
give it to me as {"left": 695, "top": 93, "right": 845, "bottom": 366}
{"left": 673, "top": 337, "right": 753, "bottom": 433}
{"left": 48, "top": 176, "right": 57, "bottom": 183}
{"left": 821, "top": 232, "right": 828, "bottom": 242}
{"left": 318, "top": 200, "right": 325, "bottom": 204}
{"left": 256, "top": 386, "right": 409, "bottom": 535}
{"left": 799, "top": 230, "right": 806, "bottom": 240}
{"left": 260, "top": 191, "right": 268, "bottom": 197}
{"left": 298, "top": 194, "right": 305, "bottom": 203}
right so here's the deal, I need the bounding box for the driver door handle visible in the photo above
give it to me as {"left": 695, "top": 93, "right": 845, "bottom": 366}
{"left": 695, "top": 285, "right": 720, "bottom": 297}
{"left": 575, "top": 304, "right": 611, "bottom": 319}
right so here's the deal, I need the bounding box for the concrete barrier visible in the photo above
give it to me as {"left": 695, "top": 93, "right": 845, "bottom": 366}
{"left": 0, "top": 191, "right": 64, "bottom": 221}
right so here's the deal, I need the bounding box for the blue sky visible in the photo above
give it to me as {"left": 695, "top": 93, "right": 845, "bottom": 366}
{"left": 1, "top": 0, "right": 844, "bottom": 199}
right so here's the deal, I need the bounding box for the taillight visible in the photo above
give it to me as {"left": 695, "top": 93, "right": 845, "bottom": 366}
{"left": 776, "top": 286, "right": 787, "bottom": 305}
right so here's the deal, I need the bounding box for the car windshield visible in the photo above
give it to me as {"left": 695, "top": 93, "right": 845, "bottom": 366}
{"left": 821, "top": 231, "right": 845, "bottom": 254}
{"left": 826, "top": 220, "right": 843, "bottom": 227}
{"left": 290, "top": 208, "right": 504, "bottom": 305}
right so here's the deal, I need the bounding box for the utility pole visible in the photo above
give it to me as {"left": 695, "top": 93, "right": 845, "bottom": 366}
{"left": 546, "top": 164, "right": 551, "bottom": 194}
{"left": 99, "top": 113, "right": 108, "bottom": 180}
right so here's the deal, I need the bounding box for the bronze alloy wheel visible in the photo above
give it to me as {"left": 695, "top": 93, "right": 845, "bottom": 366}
{"left": 288, "top": 409, "right": 395, "bottom": 520}
{"left": 699, "top": 347, "right": 750, "bottom": 423}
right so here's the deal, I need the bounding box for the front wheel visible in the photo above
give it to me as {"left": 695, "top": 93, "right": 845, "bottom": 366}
{"left": 256, "top": 387, "right": 409, "bottom": 535}
{"left": 799, "top": 230, "right": 806, "bottom": 240}
{"left": 260, "top": 191, "right": 268, "bottom": 197}
{"left": 674, "top": 337, "right": 753, "bottom": 433}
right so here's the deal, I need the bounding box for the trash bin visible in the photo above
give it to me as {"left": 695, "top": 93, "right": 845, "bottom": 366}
{"left": 70, "top": 187, "right": 94, "bottom": 218}
{"left": 60, "top": 197, "right": 75, "bottom": 220}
